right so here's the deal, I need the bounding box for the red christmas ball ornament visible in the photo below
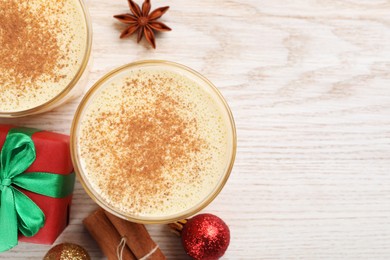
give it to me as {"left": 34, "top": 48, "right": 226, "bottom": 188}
{"left": 181, "top": 213, "right": 230, "bottom": 260}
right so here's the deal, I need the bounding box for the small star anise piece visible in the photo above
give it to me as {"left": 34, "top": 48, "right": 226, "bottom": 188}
{"left": 114, "top": 0, "right": 171, "bottom": 49}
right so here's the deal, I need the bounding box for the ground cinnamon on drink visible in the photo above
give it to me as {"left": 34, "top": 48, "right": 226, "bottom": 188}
{"left": 81, "top": 73, "right": 209, "bottom": 214}
{"left": 0, "top": 1, "right": 68, "bottom": 92}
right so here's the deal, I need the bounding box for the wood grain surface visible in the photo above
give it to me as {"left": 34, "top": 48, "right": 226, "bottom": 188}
{"left": 1, "top": 0, "right": 390, "bottom": 259}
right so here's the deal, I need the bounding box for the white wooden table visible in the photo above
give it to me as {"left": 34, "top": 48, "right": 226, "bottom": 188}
{"left": 1, "top": 0, "right": 390, "bottom": 259}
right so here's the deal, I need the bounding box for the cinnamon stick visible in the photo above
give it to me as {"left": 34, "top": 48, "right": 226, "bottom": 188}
{"left": 83, "top": 208, "right": 136, "bottom": 260}
{"left": 168, "top": 219, "right": 187, "bottom": 237}
{"left": 104, "top": 211, "right": 166, "bottom": 260}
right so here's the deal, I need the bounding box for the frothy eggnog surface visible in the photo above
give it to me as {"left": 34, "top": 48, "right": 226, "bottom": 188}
{"left": 0, "top": 0, "right": 88, "bottom": 112}
{"left": 75, "top": 63, "right": 235, "bottom": 220}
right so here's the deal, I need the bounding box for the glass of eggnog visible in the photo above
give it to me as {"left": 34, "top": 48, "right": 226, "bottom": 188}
{"left": 0, "top": 0, "right": 92, "bottom": 117}
{"left": 71, "top": 61, "right": 236, "bottom": 223}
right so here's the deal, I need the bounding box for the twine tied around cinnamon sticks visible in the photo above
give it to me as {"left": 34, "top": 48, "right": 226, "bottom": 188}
{"left": 138, "top": 245, "right": 159, "bottom": 260}
{"left": 116, "top": 237, "right": 126, "bottom": 260}
{"left": 116, "top": 236, "right": 159, "bottom": 260}
{"left": 84, "top": 208, "right": 165, "bottom": 260}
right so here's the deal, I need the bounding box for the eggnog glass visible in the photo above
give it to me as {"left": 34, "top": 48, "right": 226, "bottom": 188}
{"left": 71, "top": 61, "right": 236, "bottom": 224}
{"left": 0, "top": 0, "right": 92, "bottom": 117}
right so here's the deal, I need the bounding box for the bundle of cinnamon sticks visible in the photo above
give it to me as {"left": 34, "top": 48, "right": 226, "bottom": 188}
{"left": 83, "top": 208, "right": 165, "bottom": 260}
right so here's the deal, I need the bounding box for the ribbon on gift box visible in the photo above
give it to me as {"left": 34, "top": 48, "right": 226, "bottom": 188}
{"left": 0, "top": 128, "right": 75, "bottom": 252}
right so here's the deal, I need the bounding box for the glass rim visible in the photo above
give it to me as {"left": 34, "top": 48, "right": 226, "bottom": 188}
{"left": 0, "top": 0, "right": 93, "bottom": 118}
{"left": 70, "top": 60, "right": 237, "bottom": 224}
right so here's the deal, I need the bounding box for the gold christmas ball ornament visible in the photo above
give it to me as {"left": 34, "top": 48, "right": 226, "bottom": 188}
{"left": 43, "top": 243, "right": 90, "bottom": 260}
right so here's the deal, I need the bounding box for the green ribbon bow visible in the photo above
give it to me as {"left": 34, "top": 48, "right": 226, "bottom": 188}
{"left": 0, "top": 128, "right": 75, "bottom": 252}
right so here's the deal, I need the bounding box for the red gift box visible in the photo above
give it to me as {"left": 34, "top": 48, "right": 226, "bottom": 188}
{"left": 0, "top": 125, "right": 74, "bottom": 245}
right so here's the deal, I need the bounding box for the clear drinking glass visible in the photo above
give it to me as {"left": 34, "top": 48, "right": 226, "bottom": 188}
{"left": 0, "top": 0, "right": 92, "bottom": 117}
{"left": 71, "top": 60, "right": 237, "bottom": 223}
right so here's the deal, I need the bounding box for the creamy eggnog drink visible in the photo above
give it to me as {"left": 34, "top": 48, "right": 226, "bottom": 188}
{"left": 0, "top": 0, "right": 91, "bottom": 116}
{"left": 71, "top": 61, "right": 236, "bottom": 223}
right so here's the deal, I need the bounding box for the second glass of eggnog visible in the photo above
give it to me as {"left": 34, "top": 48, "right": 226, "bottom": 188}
{"left": 71, "top": 61, "right": 236, "bottom": 223}
{"left": 0, "top": 0, "right": 92, "bottom": 117}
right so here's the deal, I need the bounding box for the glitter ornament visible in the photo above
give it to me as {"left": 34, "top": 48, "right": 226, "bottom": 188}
{"left": 181, "top": 214, "right": 230, "bottom": 260}
{"left": 43, "top": 243, "right": 90, "bottom": 260}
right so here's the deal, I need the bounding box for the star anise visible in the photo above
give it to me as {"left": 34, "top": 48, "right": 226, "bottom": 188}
{"left": 114, "top": 0, "right": 171, "bottom": 49}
